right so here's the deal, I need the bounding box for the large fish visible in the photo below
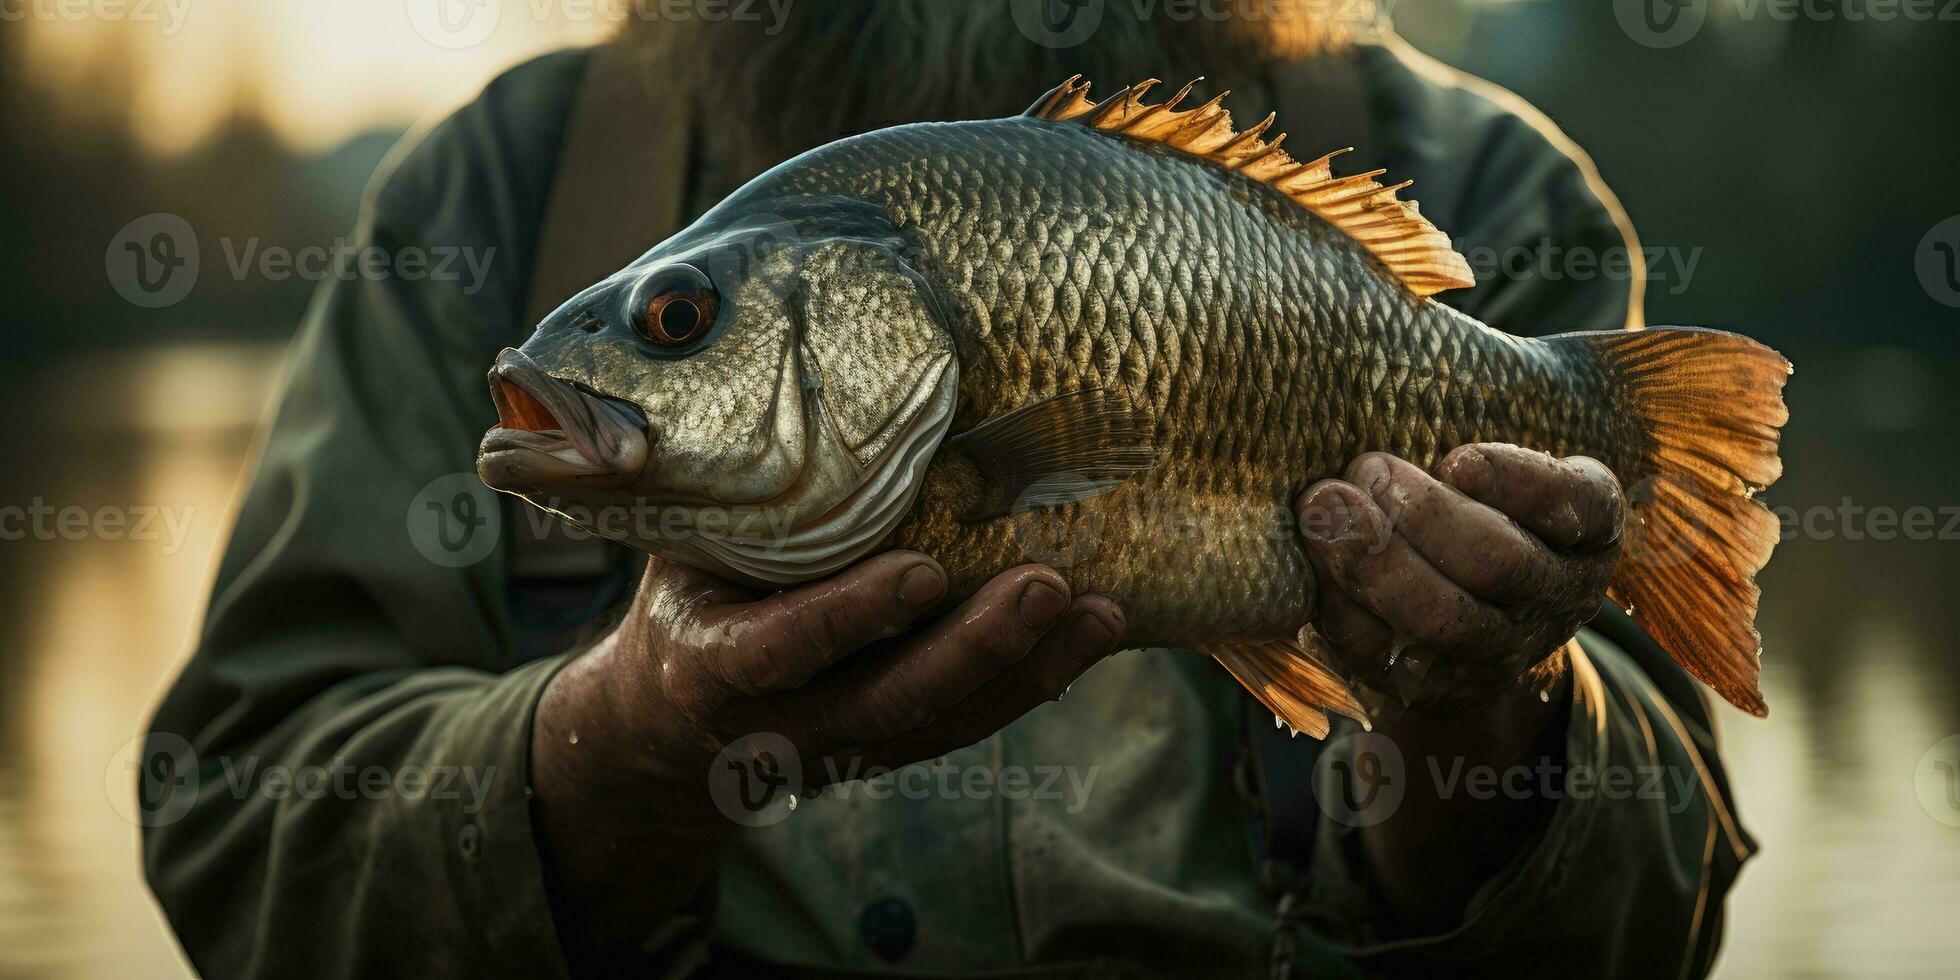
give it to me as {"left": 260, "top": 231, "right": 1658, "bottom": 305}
{"left": 477, "top": 77, "right": 1790, "bottom": 730}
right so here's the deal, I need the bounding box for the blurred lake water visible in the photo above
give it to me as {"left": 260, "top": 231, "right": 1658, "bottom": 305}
{"left": 0, "top": 339, "right": 1955, "bottom": 978}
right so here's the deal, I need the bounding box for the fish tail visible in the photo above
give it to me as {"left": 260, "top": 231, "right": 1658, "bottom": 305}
{"left": 1554, "top": 327, "right": 1791, "bottom": 716}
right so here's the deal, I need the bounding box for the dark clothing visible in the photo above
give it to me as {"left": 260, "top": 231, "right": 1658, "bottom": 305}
{"left": 143, "top": 39, "right": 1750, "bottom": 979}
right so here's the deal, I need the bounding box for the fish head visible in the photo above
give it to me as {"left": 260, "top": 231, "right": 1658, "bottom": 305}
{"left": 477, "top": 202, "right": 958, "bottom": 582}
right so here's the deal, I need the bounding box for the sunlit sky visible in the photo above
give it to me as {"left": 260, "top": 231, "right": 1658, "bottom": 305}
{"left": 22, "top": 0, "right": 610, "bottom": 155}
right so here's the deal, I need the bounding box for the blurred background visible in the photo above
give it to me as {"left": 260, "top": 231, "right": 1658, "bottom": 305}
{"left": 0, "top": 1, "right": 1955, "bottom": 976}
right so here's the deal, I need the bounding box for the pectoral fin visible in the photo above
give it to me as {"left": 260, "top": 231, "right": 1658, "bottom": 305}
{"left": 950, "top": 387, "right": 1158, "bottom": 521}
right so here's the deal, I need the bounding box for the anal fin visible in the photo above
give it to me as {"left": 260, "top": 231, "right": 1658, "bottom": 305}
{"left": 1204, "top": 631, "right": 1368, "bottom": 739}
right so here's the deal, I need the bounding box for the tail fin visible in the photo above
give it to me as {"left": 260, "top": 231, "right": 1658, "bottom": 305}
{"left": 1559, "top": 327, "right": 1791, "bottom": 717}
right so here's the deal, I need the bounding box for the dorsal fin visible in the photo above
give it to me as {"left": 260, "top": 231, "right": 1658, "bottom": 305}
{"left": 1025, "top": 76, "right": 1476, "bottom": 297}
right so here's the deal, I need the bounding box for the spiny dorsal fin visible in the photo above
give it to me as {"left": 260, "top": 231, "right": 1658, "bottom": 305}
{"left": 1025, "top": 76, "right": 1476, "bottom": 298}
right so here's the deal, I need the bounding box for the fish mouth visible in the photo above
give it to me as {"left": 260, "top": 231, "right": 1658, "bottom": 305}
{"left": 478, "top": 348, "right": 650, "bottom": 492}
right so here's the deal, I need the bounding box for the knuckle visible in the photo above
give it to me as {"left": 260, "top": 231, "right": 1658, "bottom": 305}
{"left": 861, "top": 686, "right": 934, "bottom": 736}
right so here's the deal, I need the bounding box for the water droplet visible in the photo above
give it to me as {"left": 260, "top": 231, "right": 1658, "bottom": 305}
{"left": 787, "top": 793, "right": 799, "bottom": 812}
{"left": 568, "top": 732, "right": 579, "bottom": 745}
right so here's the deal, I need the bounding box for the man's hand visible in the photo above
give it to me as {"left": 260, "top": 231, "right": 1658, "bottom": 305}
{"left": 1297, "top": 442, "right": 1625, "bottom": 708}
{"left": 530, "top": 553, "right": 1124, "bottom": 965}
{"left": 1294, "top": 442, "right": 1626, "bottom": 933}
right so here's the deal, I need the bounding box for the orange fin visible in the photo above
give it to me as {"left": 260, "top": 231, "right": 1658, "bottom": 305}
{"left": 1557, "top": 327, "right": 1792, "bottom": 717}
{"left": 1025, "top": 76, "right": 1475, "bottom": 297}
{"left": 1204, "top": 631, "right": 1369, "bottom": 738}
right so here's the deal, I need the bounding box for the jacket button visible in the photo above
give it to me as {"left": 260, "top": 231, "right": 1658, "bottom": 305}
{"left": 858, "top": 897, "right": 916, "bottom": 962}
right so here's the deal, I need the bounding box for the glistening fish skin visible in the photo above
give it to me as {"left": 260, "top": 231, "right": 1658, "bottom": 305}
{"left": 478, "top": 79, "right": 1788, "bottom": 725}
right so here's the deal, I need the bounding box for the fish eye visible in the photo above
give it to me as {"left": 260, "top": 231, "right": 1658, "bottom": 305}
{"left": 635, "top": 265, "right": 719, "bottom": 349}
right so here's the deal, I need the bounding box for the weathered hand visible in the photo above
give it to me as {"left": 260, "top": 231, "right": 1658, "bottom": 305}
{"left": 1296, "top": 442, "right": 1625, "bottom": 708}
{"left": 530, "top": 552, "right": 1123, "bottom": 963}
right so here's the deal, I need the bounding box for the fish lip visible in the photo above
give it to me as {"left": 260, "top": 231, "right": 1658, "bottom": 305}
{"left": 478, "top": 348, "right": 650, "bottom": 492}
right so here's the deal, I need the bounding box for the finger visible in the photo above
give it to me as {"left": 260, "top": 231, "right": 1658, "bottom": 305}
{"left": 1344, "top": 452, "right": 1557, "bottom": 604}
{"left": 638, "top": 555, "right": 758, "bottom": 615}
{"left": 800, "top": 565, "right": 1073, "bottom": 746}
{"left": 685, "top": 551, "right": 949, "bottom": 697}
{"left": 1297, "top": 479, "right": 1504, "bottom": 651}
{"left": 1438, "top": 444, "right": 1625, "bottom": 552}
{"left": 850, "top": 596, "right": 1125, "bottom": 770}
{"left": 1310, "top": 575, "right": 1395, "bottom": 669}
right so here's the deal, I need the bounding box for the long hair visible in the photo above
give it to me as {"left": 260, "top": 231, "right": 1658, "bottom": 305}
{"left": 631, "top": 0, "right": 1379, "bottom": 177}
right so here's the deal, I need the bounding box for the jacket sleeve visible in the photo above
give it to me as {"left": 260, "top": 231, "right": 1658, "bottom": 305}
{"left": 1302, "top": 619, "right": 1755, "bottom": 979}
{"left": 140, "top": 52, "right": 591, "bottom": 979}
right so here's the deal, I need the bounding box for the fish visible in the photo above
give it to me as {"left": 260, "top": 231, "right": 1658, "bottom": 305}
{"left": 477, "top": 76, "right": 1790, "bottom": 731}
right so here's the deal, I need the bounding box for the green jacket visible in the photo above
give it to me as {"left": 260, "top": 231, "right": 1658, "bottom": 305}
{"left": 142, "top": 42, "right": 1752, "bottom": 979}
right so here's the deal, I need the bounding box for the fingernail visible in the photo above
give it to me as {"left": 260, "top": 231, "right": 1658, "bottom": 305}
{"left": 1353, "top": 456, "right": 1392, "bottom": 497}
{"left": 1448, "top": 448, "right": 1494, "bottom": 500}
{"left": 1299, "top": 487, "right": 1355, "bottom": 542}
{"left": 896, "top": 562, "right": 946, "bottom": 611}
{"left": 1067, "top": 606, "right": 1123, "bottom": 655}
{"left": 1019, "top": 579, "right": 1068, "bottom": 628}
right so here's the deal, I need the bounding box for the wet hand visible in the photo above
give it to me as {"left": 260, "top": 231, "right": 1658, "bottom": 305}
{"left": 1295, "top": 443, "right": 1624, "bottom": 708}
{"left": 530, "top": 553, "right": 1123, "bottom": 962}
{"left": 535, "top": 553, "right": 1125, "bottom": 819}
